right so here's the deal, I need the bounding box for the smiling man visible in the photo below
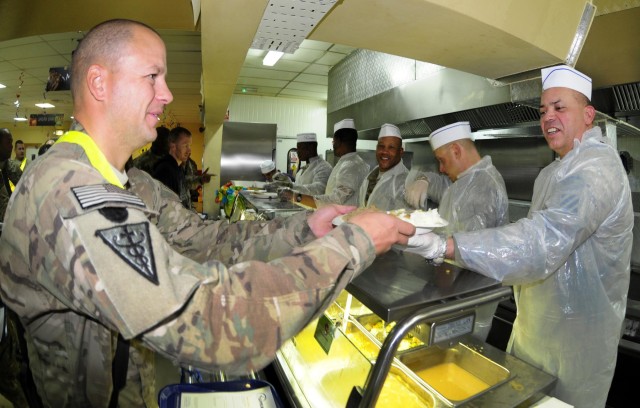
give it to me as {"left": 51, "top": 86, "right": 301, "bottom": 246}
{"left": 409, "top": 65, "right": 633, "bottom": 407}
{"left": 0, "top": 19, "right": 415, "bottom": 407}
{"left": 358, "top": 123, "right": 413, "bottom": 210}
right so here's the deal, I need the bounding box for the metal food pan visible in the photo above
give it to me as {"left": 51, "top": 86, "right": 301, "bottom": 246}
{"left": 399, "top": 342, "right": 512, "bottom": 406}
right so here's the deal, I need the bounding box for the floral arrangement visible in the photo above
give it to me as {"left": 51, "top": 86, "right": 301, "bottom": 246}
{"left": 215, "top": 182, "right": 246, "bottom": 217}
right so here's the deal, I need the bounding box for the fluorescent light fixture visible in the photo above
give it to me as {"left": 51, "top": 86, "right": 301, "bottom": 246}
{"left": 263, "top": 51, "right": 284, "bottom": 66}
{"left": 14, "top": 117, "right": 27, "bottom": 122}
{"left": 35, "top": 102, "right": 55, "bottom": 108}
{"left": 0, "top": 83, "right": 6, "bottom": 89}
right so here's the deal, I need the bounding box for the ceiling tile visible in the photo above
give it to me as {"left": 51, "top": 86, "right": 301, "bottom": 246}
{"left": 286, "top": 82, "right": 327, "bottom": 92}
{"left": 279, "top": 88, "right": 327, "bottom": 99}
{"left": 240, "top": 67, "right": 298, "bottom": 81}
{"left": 295, "top": 73, "right": 327, "bottom": 85}
{"left": 303, "top": 64, "right": 331, "bottom": 75}
{"left": 316, "top": 51, "right": 350, "bottom": 65}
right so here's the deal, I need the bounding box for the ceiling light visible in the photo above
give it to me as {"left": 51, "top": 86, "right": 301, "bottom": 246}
{"left": 0, "top": 83, "right": 6, "bottom": 89}
{"left": 263, "top": 51, "right": 284, "bottom": 67}
{"left": 14, "top": 117, "right": 27, "bottom": 122}
{"left": 36, "top": 102, "right": 55, "bottom": 108}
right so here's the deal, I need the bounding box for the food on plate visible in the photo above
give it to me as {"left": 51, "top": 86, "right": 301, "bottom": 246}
{"left": 388, "top": 208, "right": 448, "bottom": 227}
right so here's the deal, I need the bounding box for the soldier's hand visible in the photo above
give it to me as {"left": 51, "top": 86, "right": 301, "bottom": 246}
{"left": 308, "top": 204, "right": 355, "bottom": 237}
{"left": 349, "top": 212, "right": 415, "bottom": 255}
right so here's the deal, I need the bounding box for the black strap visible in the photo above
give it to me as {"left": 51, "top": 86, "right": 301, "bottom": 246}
{"left": 108, "top": 333, "right": 130, "bottom": 408}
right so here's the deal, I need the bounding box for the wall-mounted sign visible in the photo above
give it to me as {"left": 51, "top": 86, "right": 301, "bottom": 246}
{"left": 46, "top": 67, "right": 71, "bottom": 92}
{"left": 29, "top": 113, "right": 64, "bottom": 127}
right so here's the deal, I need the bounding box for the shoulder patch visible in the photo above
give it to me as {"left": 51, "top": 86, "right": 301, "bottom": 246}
{"left": 73, "top": 184, "right": 146, "bottom": 209}
{"left": 95, "top": 222, "right": 159, "bottom": 285}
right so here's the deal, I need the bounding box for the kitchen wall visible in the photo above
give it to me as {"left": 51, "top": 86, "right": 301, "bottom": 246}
{"left": 227, "top": 94, "right": 331, "bottom": 173}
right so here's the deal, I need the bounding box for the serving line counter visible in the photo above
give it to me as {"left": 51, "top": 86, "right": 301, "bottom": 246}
{"left": 273, "top": 250, "right": 556, "bottom": 407}
{"left": 239, "top": 190, "right": 307, "bottom": 219}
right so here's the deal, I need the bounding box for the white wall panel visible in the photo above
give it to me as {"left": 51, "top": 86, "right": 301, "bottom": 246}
{"left": 228, "top": 94, "right": 332, "bottom": 172}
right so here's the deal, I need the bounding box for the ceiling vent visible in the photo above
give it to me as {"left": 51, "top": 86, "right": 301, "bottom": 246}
{"left": 250, "top": 0, "right": 338, "bottom": 53}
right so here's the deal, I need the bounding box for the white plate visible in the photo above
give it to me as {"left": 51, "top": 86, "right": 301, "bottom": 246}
{"left": 250, "top": 189, "right": 267, "bottom": 194}
{"left": 387, "top": 210, "right": 448, "bottom": 229}
{"left": 333, "top": 213, "right": 443, "bottom": 231}
{"left": 252, "top": 192, "right": 278, "bottom": 199}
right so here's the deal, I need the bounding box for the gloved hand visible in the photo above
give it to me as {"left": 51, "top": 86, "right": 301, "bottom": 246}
{"left": 405, "top": 179, "right": 429, "bottom": 208}
{"left": 273, "top": 174, "right": 293, "bottom": 188}
{"left": 277, "top": 187, "right": 294, "bottom": 202}
{"left": 403, "top": 232, "right": 446, "bottom": 263}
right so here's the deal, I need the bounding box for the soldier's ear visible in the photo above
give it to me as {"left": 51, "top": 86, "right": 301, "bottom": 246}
{"left": 87, "top": 64, "right": 107, "bottom": 101}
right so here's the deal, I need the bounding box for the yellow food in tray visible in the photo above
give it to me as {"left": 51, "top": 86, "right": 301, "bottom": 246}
{"left": 416, "top": 362, "right": 489, "bottom": 401}
{"left": 364, "top": 320, "right": 424, "bottom": 351}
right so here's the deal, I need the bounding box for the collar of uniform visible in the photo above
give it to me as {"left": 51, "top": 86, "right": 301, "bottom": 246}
{"left": 56, "top": 131, "right": 125, "bottom": 189}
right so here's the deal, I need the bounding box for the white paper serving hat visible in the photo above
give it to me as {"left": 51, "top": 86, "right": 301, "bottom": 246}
{"left": 541, "top": 65, "right": 592, "bottom": 100}
{"left": 378, "top": 123, "right": 402, "bottom": 139}
{"left": 260, "top": 160, "right": 275, "bottom": 174}
{"left": 429, "top": 122, "right": 473, "bottom": 151}
{"left": 296, "top": 133, "right": 317, "bottom": 143}
{"left": 334, "top": 118, "right": 356, "bottom": 133}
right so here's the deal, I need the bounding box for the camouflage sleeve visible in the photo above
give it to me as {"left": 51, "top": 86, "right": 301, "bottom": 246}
{"left": 5, "top": 159, "right": 22, "bottom": 185}
{"left": 128, "top": 168, "right": 316, "bottom": 265}
{"left": 141, "top": 221, "right": 375, "bottom": 374}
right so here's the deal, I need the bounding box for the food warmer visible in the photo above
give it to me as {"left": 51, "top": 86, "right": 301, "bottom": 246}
{"left": 273, "top": 249, "right": 556, "bottom": 407}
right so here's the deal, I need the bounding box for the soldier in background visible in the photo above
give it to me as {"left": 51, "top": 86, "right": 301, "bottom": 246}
{"left": 132, "top": 126, "right": 170, "bottom": 174}
{"left": 13, "top": 139, "right": 29, "bottom": 171}
{"left": 0, "top": 19, "right": 414, "bottom": 407}
{"left": 0, "top": 128, "right": 22, "bottom": 220}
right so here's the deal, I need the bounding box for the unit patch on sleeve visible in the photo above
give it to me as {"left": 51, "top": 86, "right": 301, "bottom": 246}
{"left": 72, "top": 184, "right": 146, "bottom": 209}
{"left": 95, "top": 222, "right": 159, "bottom": 285}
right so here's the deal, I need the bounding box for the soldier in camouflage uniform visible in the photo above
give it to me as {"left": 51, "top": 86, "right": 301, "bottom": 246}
{"left": 131, "top": 126, "right": 170, "bottom": 175}
{"left": 0, "top": 128, "right": 22, "bottom": 221}
{"left": 0, "top": 19, "right": 415, "bottom": 407}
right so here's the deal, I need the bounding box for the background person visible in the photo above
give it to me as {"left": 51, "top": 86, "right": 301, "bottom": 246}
{"left": 13, "top": 139, "right": 29, "bottom": 171}
{"left": 0, "top": 19, "right": 415, "bottom": 407}
{"left": 296, "top": 119, "right": 370, "bottom": 208}
{"left": 153, "top": 126, "right": 193, "bottom": 209}
{"left": 409, "top": 65, "right": 633, "bottom": 407}
{"left": 132, "top": 126, "right": 170, "bottom": 174}
{"left": 278, "top": 133, "right": 332, "bottom": 202}
{"left": 0, "top": 128, "right": 22, "bottom": 221}
{"left": 260, "top": 160, "right": 292, "bottom": 192}
{"left": 358, "top": 123, "right": 412, "bottom": 210}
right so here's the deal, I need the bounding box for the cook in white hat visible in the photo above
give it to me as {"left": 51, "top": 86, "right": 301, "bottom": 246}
{"left": 375, "top": 123, "right": 404, "bottom": 174}
{"left": 429, "top": 121, "right": 473, "bottom": 151}
{"left": 333, "top": 118, "right": 356, "bottom": 134}
{"left": 541, "top": 64, "right": 592, "bottom": 100}
{"left": 539, "top": 64, "right": 595, "bottom": 158}
{"left": 260, "top": 160, "right": 276, "bottom": 175}
{"left": 296, "top": 133, "right": 317, "bottom": 143}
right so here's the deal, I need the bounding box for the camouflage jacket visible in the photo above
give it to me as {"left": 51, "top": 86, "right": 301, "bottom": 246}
{"left": 0, "top": 140, "right": 376, "bottom": 407}
{"left": 0, "top": 158, "right": 22, "bottom": 221}
{"left": 131, "top": 149, "right": 162, "bottom": 175}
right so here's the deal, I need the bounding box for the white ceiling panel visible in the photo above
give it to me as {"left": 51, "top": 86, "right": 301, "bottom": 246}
{"left": 295, "top": 73, "right": 327, "bottom": 85}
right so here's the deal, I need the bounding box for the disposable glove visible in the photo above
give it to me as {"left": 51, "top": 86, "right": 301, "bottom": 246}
{"left": 404, "top": 232, "right": 446, "bottom": 263}
{"left": 405, "top": 179, "right": 429, "bottom": 208}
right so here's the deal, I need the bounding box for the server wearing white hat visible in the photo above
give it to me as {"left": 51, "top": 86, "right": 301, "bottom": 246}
{"left": 279, "top": 132, "right": 332, "bottom": 203}
{"left": 260, "top": 160, "right": 293, "bottom": 191}
{"left": 405, "top": 121, "right": 508, "bottom": 235}
{"left": 296, "top": 119, "right": 370, "bottom": 207}
{"left": 409, "top": 65, "right": 632, "bottom": 407}
{"left": 358, "top": 124, "right": 412, "bottom": 210}
{"left": 404, "top": 121, "right": 508, "bottom": 341}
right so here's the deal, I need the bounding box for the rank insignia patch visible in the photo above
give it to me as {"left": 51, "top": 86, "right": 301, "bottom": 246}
{"left": 96, "top": 222, "right": 159, "bottom": 285}
{"left": 73, "top": 184, "right": 146, "bottom": 209}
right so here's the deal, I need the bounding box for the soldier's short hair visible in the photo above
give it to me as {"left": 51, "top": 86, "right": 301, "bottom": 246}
{"left": 14, "top": 139, "right": 24, "bottom": 148}
{"left": 70, "top": 19, "right": 160, "bottom": 99}
{"left": 168, "top": 126, "right": 192, "bottom": 144}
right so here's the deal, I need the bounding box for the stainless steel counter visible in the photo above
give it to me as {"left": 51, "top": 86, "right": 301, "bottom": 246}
{"left": 240, "top": 190, "right": 306, "bottom": 219}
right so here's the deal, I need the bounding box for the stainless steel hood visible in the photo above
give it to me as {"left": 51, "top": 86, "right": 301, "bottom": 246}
{"left": 327, "top": 50, "right": 640, "bottom": 141}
